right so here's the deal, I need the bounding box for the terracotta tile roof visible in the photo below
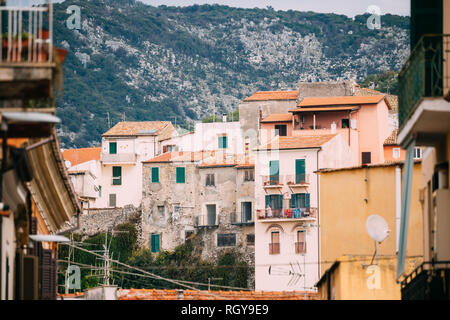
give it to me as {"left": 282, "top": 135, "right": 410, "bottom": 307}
{"left": 292, "top": 95, "right": 390, "bottom": 110}
{"left": 143, "top": 151, "right": 217, "bottom": 163}
{"left": 355, "top": 87, "right": 398, "bottom": 111}
{"left": 117, "top": 289, "right": 317, "bottom": 300}
{"left": 384, "top": 129, "right": 399, "bottom": 145}
{"left": 255, "top": 134, "right": 337, "bottom": 151}
{"left": 261, "top": 113, "right": 293, "bottom": 123}
{"left": 102, "top": 121, "right": 173, "bottom": 137}
{"left": 244, "top": 90, "right": 298, "bottom": 102}
{"left": 61, "top": 147, "right": 101, "bottom": 167}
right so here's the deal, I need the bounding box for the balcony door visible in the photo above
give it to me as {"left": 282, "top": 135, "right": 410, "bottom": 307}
{"left": 241, "top": 202, "right": 252, "bottom": 223}
{"left": 269, "top": 160, "right": 279, "bottom": 185}
{"left": 206, "top": 204, "right": 217, "bottom": 226}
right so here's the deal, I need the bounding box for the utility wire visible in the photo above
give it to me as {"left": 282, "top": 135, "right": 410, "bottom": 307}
{"left": 60, "top": 242, "right": 232, "bottom": 300}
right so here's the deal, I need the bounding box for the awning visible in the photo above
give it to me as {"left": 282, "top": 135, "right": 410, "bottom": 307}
{"left": 29, "top": 234, "right": 71, "bottom": 243}
{"left": 1, "top": 112, "right": 61, "bottom": 138}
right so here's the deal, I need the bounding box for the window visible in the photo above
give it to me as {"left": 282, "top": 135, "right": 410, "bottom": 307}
{"left": 176, "top": 167, "right": 185, "bottom": 183}
{"left": 274, "top": 124, "right": 287, "bottom": 136}
{"left": 112, "top": 166, "right": 122, "bottom": 185}
{"left": 151, "top": 234, "right": 160, "bottom": 253}
{"left": 295, "top": 159, "right": 306, "bottom": 184}
{"left": 98, "top": 185, "right": 102, "bottom": 198}
{"left": 244, "top": 169, "right": 254, "bottom": 182}
{"left": 265, "top": 195, "right": 283, "bottom": 209}
{"left": 206, "top": 204, "right": 217, "bottom": 226}
{"left": 173, "top": 204, "right": 181, "bottom": 220}
{"left": 342, "top": 119, "right": 350, "bottom": 128}
{"left": 393, "top": 148, "right": 401, "bottom": 159}
{"left": 157, "top": 206, "right": 165, "bottom": 219}
{"left": 290, "top": 193, "right": 310, "bottom": 208}
{"left": 206, "top": 173, "right": 215, "bottom": 186}
{"left": 151, "top": 167, "right": 159, "bottom": 183}
{"left": 246, "top": 234, "right": 255, "bottom": 245}
{"left": 217, "top": 234, "right": 236, "bottom": 247}
{"left": 269, "top": 231, "right": 280, "bottom": 254}
{"left": 109, "top": 194, "right": 116, "bottom": 207}
{"left": 163, "top": 145, "right": 176, "bottom": 153}
{"left": 241, "top": 202, "right": 252, "bottom": 223}
{"left": 296, "top": 230, "right": 307, "bottom": 254}
{"left": 362, "top": 152, "right": 372, "bottom": 165}
{"left": 218, "top": 135, "right": 228, "bottom": 149}
{"left": 269, "top": 160, "right": 279, "bottom": 184}
{"left": 109, "top": 142, "right": 117, "bottom": 154}
{"left": 414, "top": 147, "right": 422, "bottom": 159}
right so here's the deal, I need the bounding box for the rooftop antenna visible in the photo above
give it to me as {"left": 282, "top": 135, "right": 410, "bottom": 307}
{"left": 107, "top": 112, "right": 111, "bottom": 128}
{"left": 364, "top": 214, "right": 390, "bottom": 267}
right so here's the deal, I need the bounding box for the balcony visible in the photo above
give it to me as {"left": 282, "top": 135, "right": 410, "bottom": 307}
{"left": 295, "top": 242, "right": 307, "bottom": 254}
{"left": 194, "top": 214, "right": 219, "bottom": 228}
{"left": 269, "top": 243, "right": 280, "bottom": 255}
{"left": 401, "top": 261, "right": 450, "bottom": 300}
{"left": 257, "top": 207, "right": 317, "bottom": 222}
{"left": 230, "top": 211, "right": 254, "bottom": 226}
{"left": 397, "top": 34, "right": 450, "bottom": 145}
{"left": 0, "top": 1, "right": 61, "bottom": 101}
{"left": 101, "top": 153, "right": 137, "bottom": 164}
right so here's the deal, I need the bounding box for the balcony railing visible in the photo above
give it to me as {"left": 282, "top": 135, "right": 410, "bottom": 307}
{"left": 101, "top": 153, "right": 137, "bottom": 164}
{"left": 398, "top": 34, "right": 450, "bottom": 127}
{"left": 295, "top": 242, "right": 307, "bottom": 254}
{"left": 194, "top": 214, "right": 219, "bottom": 228}
{"left": 401, "top": 261, "right": 450, "bottom": 300}
{"left": 230, "top": 211, "right": 254, "bottom": 225}
{"left": 269, "top": 243, "right": 280, "bottom": 255}
{"left": 0, "top": 1, "right": 53, "bottom": 64}
{"left": 257, "top": 207, "right": 317, "bottom": 220}
{"left": 262, "top": 174, "right": 311, "bottom": 187}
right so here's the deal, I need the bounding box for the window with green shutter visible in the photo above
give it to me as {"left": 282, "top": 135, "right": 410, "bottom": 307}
{"left": 295, "top": 159, "right": 306, "bottom": 183}
{"left": 269, "top": 160, "right": 279, "bottom": 184}
{"left": 176, "top": 167, "right": 185, "bottom": 183}
{"left": 218, "top": 136, "right": 228, "bottom": 149}
{"left": 98, "top": 186, "right": 102, "bottom": 198}
{"left": 112, "top": 166, "right": 122, "bottom": 185}
{"left": 151, "top": 167, "right": 159, "bottom": 183}
{"left": 290, "top": 193, "right": 310, "bottom": 208}
{"left": 109, "top": 142, "right": 117, "bottom": 154}
{"left": 151, "top": 234, "right": 160, "bottom": 253}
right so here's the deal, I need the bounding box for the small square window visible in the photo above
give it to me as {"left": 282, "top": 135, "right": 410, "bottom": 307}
{"left": 206, "top": 173, "right": 215, "bottom": 186}
{"left": 393, "top": 148, "right": 401, "bottom": 159}
{"left": 152, "top": 167, "right": 159, "bottom": 183}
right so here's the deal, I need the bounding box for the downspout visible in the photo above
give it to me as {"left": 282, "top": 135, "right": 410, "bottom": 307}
{"left": 395, "top": 165, "right": 402, "bottom": 252}
{"left": 317, "top": 148, "right": 321, "bottom": 280}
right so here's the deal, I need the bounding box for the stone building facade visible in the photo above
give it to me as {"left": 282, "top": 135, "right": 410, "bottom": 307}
{"left": 140, "top": 151, "right": 255, "bottom": 285}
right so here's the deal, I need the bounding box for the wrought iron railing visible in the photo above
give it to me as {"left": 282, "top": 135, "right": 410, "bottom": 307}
{"left": 194, "top": 214, "right": 219, "bottom": 228}
{"left": 0, "top": 1, "right": 53, "bottom": 64}
{"left": 398, "top": 34, "right": 450, "bottom": 127}
{"left": 401, "top": 261, "right": 450, "bottom": 300}
{"left": 258, "top": 207, "right": 317, "bottom": 220}
{"left": 230, "top": 211, "right": 254, "bottom": 225}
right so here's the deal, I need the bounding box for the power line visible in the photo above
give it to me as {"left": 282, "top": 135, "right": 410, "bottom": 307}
{"left": 60, "top": 242, "right": 232, "bottom": 300}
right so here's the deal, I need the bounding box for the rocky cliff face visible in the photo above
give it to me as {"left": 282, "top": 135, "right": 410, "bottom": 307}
{"left": 53, "top": 0, "right": 409, "bottom": 147}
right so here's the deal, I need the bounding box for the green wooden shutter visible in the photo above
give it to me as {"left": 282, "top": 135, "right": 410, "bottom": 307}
{"left": 152, "top": 167, "right": 159, "bottom": 183}
{"left": 109, "top": 142, "right": 117, "bottom": 154}
{"left": 296, "top": 159, "right": 306, "bottom": 183}
{"left": 218, "top": 136, "right": 228, "bottom": 149}
{"left": 112, "top": 166, "right": 122, "bottom": 185}
{"left": 176, "top": 167, "right": 185, "bottom": 183}
{"left": 277, "top": 194, "right": 283, "bottom": 209}
{"left": 269, "top": 160, "right": 279, "bottom": 184}
{"left": 265, "top": 195, "right": 270, "bottom": 207}
{"left": 151, "top": 234, "right": 160, "bottom": 253}
{"left": 305, "top": 193, "right": 310, "bottom": 208}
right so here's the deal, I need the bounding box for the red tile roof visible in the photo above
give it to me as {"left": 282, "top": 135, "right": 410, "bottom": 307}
{"left": 117, "top": 289, "right": 317, "bottom": 300}
{"left": 384, "top": 129, "right": 399, "bottom": 145}
{"left": 102, "top": 121, "right": 174, "bottom": 138}
{"left": 255, "top": 135, "right": 337, "bottom": 151}
{"left": 244, "top": 91, "right": 298, "bottom": 102}
{"left": 261, "top": 113, "right": 293, "bottom": 123}
{"left": 61, "top": 147, "right": 101, "bottom": 167}
{"left": 291, "top": 95, "right": 390, "bottom": 110}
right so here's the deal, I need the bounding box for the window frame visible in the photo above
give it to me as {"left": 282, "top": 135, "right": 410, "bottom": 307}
{"left": 112, "top": 166, "right": 122, "bottom": 185}
{"left": 151, "top": 234, "right": 161, "bottom": 253}
{"left": 109, "top": 141, "right": 117, "bottom": 155}
{"left": 151, "top": 167, "right": 159, "bottom": 183}
{"left": 176, "top": 167, "right": 186, "bottom": 183}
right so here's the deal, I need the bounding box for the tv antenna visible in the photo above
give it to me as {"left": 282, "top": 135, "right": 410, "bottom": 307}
{"left": 364, "top": 214, "right": 390, "bottom": 267}
{"left": 268, "top": 261, "right": 304, "bottom": 287}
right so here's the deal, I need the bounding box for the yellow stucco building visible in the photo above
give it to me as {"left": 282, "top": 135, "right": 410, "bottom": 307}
{"left": 316, "top": 162, "right": 424, "bottom": 299}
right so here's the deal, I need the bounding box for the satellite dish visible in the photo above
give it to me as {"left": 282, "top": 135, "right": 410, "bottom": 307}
{"left": 366, "top": 214, "right": 390, "bottom": 243}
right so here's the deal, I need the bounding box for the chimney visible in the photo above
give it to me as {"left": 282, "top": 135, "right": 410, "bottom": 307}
{"left": 222, "top": 113, "right": 227, "bottom": 122}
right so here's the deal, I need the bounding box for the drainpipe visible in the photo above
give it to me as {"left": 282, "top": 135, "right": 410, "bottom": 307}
{"left": 316, "top": 148, "right": 321, "bottom": 280}
{"left": 395, "top": 165, "right": 402, "bottom": 252}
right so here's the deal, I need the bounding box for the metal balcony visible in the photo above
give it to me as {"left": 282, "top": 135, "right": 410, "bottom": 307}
{"left": 398, "top": 34, "right": 450, "bottom": 128}
{"left": 257, "top": 207, "right": 317, "bottom": 221}
{"left": 401, "top": 261, "right": 450, "bottom": 300}
{"left": 230, "top": 211, "right": 254, "bottom": 226}
{"left": 194, "top": 214, "right": 219, "bottom": 228}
